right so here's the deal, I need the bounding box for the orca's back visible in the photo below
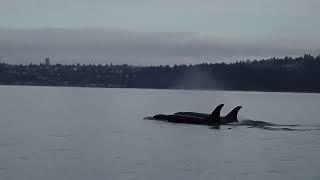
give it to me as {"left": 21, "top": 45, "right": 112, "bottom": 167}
{"left": 174, "top": 112, "right": 209, "bottom": 118}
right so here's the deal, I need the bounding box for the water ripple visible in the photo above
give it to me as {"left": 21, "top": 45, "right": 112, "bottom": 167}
{"left": 16, "top": 156, "right": 30, "bottom": 160}
{"left": 266, "top": 169, "right": 289, "bottom": 175}
{"left": 0, "top": 143, "right": 15, "bottom": 147}
{"left": 48, "top": 133, "right": 73, "bottom": 138}
{"left": 49, "top": 148, "right": 73, "bottom": 152}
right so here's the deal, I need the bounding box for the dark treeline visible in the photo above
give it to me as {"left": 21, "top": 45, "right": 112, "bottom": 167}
{"left": 1, "top": 54, "right": 320, "bottom": 92}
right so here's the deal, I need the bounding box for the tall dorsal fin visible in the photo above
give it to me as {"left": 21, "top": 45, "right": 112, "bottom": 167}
{"left": 208, "top": 104, "right": 224, "bottom": 121}
{"left": 225, "top": 106, "right": 242, "bottom": 123}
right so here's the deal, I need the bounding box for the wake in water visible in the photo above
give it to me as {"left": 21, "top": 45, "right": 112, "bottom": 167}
{"left": 144, "top": 116, "right": 319, "bottom": 132}
{"left": 228, "top": 119, "right": 317, "bottom": 131}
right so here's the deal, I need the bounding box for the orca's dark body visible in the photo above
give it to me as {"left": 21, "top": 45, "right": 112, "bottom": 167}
{"left": 153, "top": 104, "right": 224, "bottom": 126}
{"left": 152, "top": 104, "right": 242, "bottom": 126}
{"left": 175, "top": 106, "right": 242, "bottom": 124}
{"left": 153, "top": 114, "right": 219, "bottom": 126}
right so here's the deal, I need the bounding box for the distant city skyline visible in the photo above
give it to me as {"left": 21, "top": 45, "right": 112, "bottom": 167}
{"left": 0, "top": 0, "right": 319, "bottom": 65}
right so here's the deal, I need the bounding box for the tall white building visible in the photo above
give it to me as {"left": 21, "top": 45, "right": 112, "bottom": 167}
{"left": 45, "top": 58, "right": 50, "bottom": 66}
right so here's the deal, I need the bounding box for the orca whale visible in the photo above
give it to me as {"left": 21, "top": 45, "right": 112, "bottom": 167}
{"left": 175, "top": 105, "right": 242, "bottom": 124}
{"left": 149, "top": 105, "right": 307, "bottom": 131}
{"left": 153, "top": 104, "right": 224, "bottom": 126}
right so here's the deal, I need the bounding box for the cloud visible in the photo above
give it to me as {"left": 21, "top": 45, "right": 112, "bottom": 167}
{"left": 0, "top": 28, "right": 319, "bottom": 65}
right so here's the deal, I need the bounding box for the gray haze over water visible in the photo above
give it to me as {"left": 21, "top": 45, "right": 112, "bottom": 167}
{"left": 1, "top": 0, "right": 320, "bottom": 65}
{"left": 0, "top": 28, "right": 319, "bottom": 65}
{"left": 0, "top": 85, "right": 320, "bottom": 179}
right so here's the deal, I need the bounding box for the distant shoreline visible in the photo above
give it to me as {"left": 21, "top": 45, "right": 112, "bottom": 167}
{"left": 2, "top": 54, "right": 320, "bottom": 93}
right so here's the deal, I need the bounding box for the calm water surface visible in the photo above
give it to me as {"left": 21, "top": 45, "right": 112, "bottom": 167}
{"left": 0, "top": 85, "right": 320, "bottom": 180}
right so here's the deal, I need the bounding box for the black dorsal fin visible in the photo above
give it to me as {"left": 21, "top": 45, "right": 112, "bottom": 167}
{"left": 225, "top": 106, "right": 242, "bottom": 123}
{"left": 208, "top": 104, "right": 224, "bottom": 121}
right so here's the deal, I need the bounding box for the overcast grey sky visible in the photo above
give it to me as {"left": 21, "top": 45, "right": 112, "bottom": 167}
{"left": 0, "top": 0, "right": 319, "bottom": 65}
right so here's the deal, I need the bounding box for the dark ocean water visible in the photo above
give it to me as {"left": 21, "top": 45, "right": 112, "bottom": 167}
{"left": 0, "top": 85, "right": 320, "bottom": 180}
